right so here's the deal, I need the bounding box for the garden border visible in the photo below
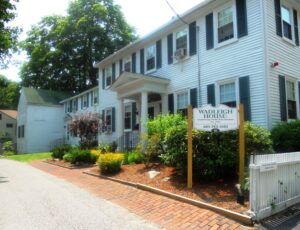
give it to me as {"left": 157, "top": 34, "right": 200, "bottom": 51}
{"left": 83, "top": 169, "right": 254, "bottom": 226}
{"left": 43, "top": 160, "right": 95, "bottom": 170}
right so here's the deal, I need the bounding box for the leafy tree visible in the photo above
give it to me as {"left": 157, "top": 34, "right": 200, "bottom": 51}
{"left": 0, "top": 0, "right": 20, "bottom": 67}
{"left": 21, "top": 0, "right": 136, "bottom": 92}
{"left": 0, "top": 74, "right": 20, "bottom": 109}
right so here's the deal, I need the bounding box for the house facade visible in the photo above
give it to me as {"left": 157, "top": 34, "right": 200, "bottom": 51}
{"left": 17, "top": 88, "right": 71, "bottom": 153}
{"left": 62, "top": 0, "right": 300, "bottom": 149}
{"left": 0, "top": 110, "right": 17, "bottom": 143}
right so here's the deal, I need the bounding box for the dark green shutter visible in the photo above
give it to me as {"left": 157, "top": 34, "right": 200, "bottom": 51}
{"left": 65, "top": 103, "right": 67, "bottom": 113}
{"left": 239, "top": 76, "right": 251, "bottom": 121}
{"left": 156, "top": 40, "right": 162, "bottom": 69}
{"left": 206, "top": 13, "right": 214, "bottom": 50}
{"left": 190, "top": 88, "right": 198, "bottom": 108}
{"left": 207, "top": 84, "right": 215, "bottom": 106}
{"left": 102, "top": 110, "right": 105, "bottom": 131}
{"left": 132, "top": 102, "right": 136, "bottom": 130}
{"left": 279, "top": 75, "right": 287, "bottom": 121}
{"left": 91, "top": 91, "right": 93, "bottom": 106}
{"left": 168, "top": 94, "right": 174, "bottom": 114}
{"left": 167, "top": 33, "right": 173, "bottom": 64}
{"left": 86, "top": 93, "right": 89, "bottom": 107}
{"left": 102, "top": 69, "right": 105, "bottom": 89}
{"left": 189, "top": 21, "right": 197, "bottom": 56}
{"left": 275, "top": 0, "right": 282, "bottom": 37}
{"left": 293, "top": 9, "right": 299, "bottom": 46}
{"left": 112, "top": 107, "right": 116, "bottom": 132}
{"left": 112, "top": 63, "right": 116, "bottom": 83}
{"left": 132, "top": 53, "right": 136, "bottom": 73}
{"left": 236, "top": 0, "right": 248, "bottom": 38}
{"left": 70, "top": 100, "right": 73, "bottom": 112}
{"left": 119, "top": 59, "right": 123, "bottom": 74}
{"left": 140, "top": 49, "right": 144, "bottom": 74}
{"left": 81, "top": 96, "right": 83, "bottom": 109}
{"left": 298, "top": 82, "right": 300, "bottom": 113}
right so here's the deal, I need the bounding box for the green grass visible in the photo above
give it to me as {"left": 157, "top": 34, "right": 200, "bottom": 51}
{"left": 6, "top": 152, "right": 52, "bottom": 163}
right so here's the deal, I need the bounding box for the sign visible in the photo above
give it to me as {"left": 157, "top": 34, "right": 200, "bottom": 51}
{"left": 193, "top": 104, "right": 238, "bottom": 131}
{"left": 260, "top": 162, "right": 278, "bottom": 172}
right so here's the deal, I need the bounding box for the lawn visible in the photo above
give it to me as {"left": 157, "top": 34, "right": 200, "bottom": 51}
{"left": 7, "top": 152, "right": 52, "bottom": 163}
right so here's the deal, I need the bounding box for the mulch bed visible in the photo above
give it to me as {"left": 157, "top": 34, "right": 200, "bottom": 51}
{"left": 45, "top": 159, "right": 95, "bottom": 169}
{"left": 89, "top": 163, "right": 249, "bottom": 214}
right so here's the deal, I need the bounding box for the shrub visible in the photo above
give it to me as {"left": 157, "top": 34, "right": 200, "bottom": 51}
{"left": 63, "top": 148, "right": 97, "bottom": 164}
{"left": 136, "top": 134, "right": 161, "bottom": 167}
{"left": 3, "top": 151, "right": 14, "bottom": 156}
{"left": 51, "top": 144, "right": 73, "bottom": 160}
{"left": 271, "top": 120, "right": 300, "bottom": 152}
{"left": 127, "top": 151, "right": 144, "bottom": 164}
{"left": 161, "top": 121, "right": 273, "bottom": 180}
{"left": 2, "top": 141, "right": 14, "bottom": 153}
{"left": 98, "top": 143, "right": 110, "bottom": 154}
{"left": 97, "top": 153, "right": 124, "bottom": 174}
{"left": 90, "top": 149, "right": 101, "bottom": 160}
{"left": 79, "top": 139, "right": 98, "bottom": 150}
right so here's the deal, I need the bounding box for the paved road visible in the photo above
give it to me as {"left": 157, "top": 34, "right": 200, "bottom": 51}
{"left": 0, "top": 159, "right": 161, "bottom": 230}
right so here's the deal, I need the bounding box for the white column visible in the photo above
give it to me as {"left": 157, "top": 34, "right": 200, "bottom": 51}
{"left": 140, "top": 91, "right": 148, "bottom": 134}
{"left": 117, "top": 98, "right": 124, "bottom": 139}
{"left": 161, "top": 93, "right": 168, "bottom": 115}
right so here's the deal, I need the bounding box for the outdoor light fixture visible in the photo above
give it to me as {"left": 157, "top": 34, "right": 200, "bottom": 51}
{"left": 271, "top": 61, "right": 279, "bottom": 68}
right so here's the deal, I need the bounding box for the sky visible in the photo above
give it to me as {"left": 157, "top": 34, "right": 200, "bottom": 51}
{"left": 0, "top": 0, "right": 203, "bottom": 82}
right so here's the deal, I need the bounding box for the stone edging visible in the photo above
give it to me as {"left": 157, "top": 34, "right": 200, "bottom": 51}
{"left": 83, "top": 170, "right": 253, "bottom": 226}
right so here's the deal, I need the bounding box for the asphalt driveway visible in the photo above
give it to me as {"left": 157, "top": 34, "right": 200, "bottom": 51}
{"left": 0, "top": 159, "right": 161, "bottom": 230}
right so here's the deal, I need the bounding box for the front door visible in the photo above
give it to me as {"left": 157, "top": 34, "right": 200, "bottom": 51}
{"left": 148, "top": 107, "right": 154, "bottom": 119}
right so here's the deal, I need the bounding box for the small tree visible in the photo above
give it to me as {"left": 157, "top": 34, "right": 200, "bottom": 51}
{"left": 69, "top": 113, "right": 101, "bottom": 149}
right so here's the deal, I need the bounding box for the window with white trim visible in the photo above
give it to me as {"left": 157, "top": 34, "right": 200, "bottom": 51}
{"left": 105, "top": 108, "right": 112, "bottom": 129}
{"left": 175, "top": 30, "right": 188, "bottom": 51}
{"left": 93, "top": 90, "right": 98, "bottom": 104}
{"left": 105, "top": 66, "right": 112, "bottom": 88}
{"left": 73, "top": 99, "right": 78, "bottom": 112}
{"left": 286, "top": 79, "right": 297, "bottom": 119}
{"left": 219, "top": 82, "right": 237, "bottom": 107}
{"left": 124, "top": 56, "right": 131, "bottom": 72}
{"left": 124, "top": 104, "right": 132, "bottom": 130}
{"left": 281, "top": 5, "right": 292, "bottom": 40}
{"left": 146, "top": 44, "right": 156, "bottom": 72}
{"left": 177, "top": 91, "right": 188, "bottom": 116}
{"left": 83, "top": 95, "right": 88, "bottom": 108}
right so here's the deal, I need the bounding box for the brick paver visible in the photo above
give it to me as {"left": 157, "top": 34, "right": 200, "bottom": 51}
{"left": 30, "top": 161, "right": 253, "bottom": 230}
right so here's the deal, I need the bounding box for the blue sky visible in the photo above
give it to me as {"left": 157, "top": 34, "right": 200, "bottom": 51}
{"left": 0, "top": 0, "right": 203, "bottom": 82}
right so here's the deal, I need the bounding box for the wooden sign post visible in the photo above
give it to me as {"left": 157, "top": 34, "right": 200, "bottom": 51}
{"left": 187, "top": 105, "right": 193, "bottom": 189}
{"left": 238, "top": 104, "right": 245, "bottom": 185}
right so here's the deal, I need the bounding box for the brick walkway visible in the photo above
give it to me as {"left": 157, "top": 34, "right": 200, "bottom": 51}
{"left": 30, "top": 161, "right": 253, "bottom": 230}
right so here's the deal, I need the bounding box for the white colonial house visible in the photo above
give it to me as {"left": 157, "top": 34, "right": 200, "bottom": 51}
{"left": 61, "top": 0, "right": 300, "bottom": 150}
{"left": 17, "top": 88, "right": 72, "bottom": 153}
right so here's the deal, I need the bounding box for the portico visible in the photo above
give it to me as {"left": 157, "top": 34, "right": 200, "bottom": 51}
{"left": 111, "top": 72, "right": 169, "bottom": 148}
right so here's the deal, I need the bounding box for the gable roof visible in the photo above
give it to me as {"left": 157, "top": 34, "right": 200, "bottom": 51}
{"left": 22, "top": 88, "right": 73, "bottom": 107}
{"left": 0, "top": 110, "right": 17, "bottom": 120}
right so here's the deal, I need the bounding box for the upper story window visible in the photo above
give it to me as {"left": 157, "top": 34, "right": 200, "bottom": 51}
{"left": 218, "top": 6, "right": 234, "bottom": 43}
{"left": 219, "top": 82, "right": 236, "bottom": 107}
{"left": 6, "top": 123, "right": 13, "bottom": 128}
{"left": 146, "top": 44, "right": 156, "bottom": 72}
{"left": 281, "top": 6, "right": 292, "bottom": 40}
{"left": 286, "top": 79, "right": 297, "bottom": 119}
{"left": 175, "top": 30, "right": 188, "bottom": 50}
{"left": 105, "top": 66, "right": 112, "bottom": 88}
{"left": 83, "top": 95, "right": 88, "bottom": 108}
{"left": 93, "top": 90, "right": 98, "bottom": 104}
{"left": 124, "top": 56, "right": 131, "bottom": 72}
{"left": 67, "top": 100, "right": 72, "bottom": 113}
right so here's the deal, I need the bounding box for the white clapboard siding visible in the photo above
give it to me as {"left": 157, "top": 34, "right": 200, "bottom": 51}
{"left": 250, "top": 152, "right": 300, "bottom": 220}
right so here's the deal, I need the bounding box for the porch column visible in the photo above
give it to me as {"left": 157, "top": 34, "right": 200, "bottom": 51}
{"left": 161, "top": 93, "right": 168, "bottom": 114}
{"left": 117, "top": 98, "right": 124, "bottom": 139}
{"left": 140, "top": 91, "right": 148, "bottom": 134}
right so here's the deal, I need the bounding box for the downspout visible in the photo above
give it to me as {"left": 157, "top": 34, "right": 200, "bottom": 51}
{"left": 197, "top": 25, "right": 202, "bottom": 107}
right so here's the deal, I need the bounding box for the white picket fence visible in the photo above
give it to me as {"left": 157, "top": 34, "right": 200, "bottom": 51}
{"left": 249, "top": 152, "right": 300, "bottom": 220}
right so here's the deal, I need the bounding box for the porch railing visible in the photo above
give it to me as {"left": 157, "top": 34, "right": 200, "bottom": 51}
{"left": 117, "top": 131, "right": 140, "bottom": 152}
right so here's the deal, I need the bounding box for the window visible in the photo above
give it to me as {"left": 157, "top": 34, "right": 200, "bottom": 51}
{"left": 286, "top": 80, "right": 297, "bottom": 119}
{"left": 124, "top": 56, "right": 131, "bottom": 72}
{"left": 281, "top": 6, "right": 292, "bottom": 40}
{"left": 93, "top": 90, "right": 98, "bottom": 104}
{"left": 218, "top": 6, "right": 234, "bottom": 43}
{"left": 124, "top": 104, "right": 132, "bottom": 130}
{"left": 177, "top": 92, "right": 188, "bottom": 116}
{"left": 105, "top": 108, "right": 112, "bottom": 128}
{"left": 73, "top": 99, "right": 78, "bottom": 112}
{"left": 0, "top": 114, "right": 2, "bottom": 120}
{"left": 146, "top": 44, "right": 156, "bottom": 72}
{"left": 105, "top": 66, "right": 112, "bottom": 87}
{"left": 175, "top": 30, "right": 188, "bottom": 51}
{"left": 83, "top": 95, "right": 88, "bottom": 108}
{"left": 18, "top": 125, "right": 25, "bottom": 138}
{"left": 6, "top": 123, "right": 13, "bottom": 128}
{"left": 219, "top": 82, "right": 236, "bottom": 107}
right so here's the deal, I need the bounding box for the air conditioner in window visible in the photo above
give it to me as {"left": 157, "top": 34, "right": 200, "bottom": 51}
{"left": 174, "top": 48, "right": 187, "bottom": 60}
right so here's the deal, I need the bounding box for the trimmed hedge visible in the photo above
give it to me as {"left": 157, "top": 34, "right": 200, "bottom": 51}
{"left": 51, "top": 144, "right": 73, "bottom": 160}
{"left": 63, "top": 148, "right": 97, "bottom": 164}
{"left": 97, "top": 153, "right": 124, "bottom": 174}
{"left": 271, "top": 120, "right": 300, "bottom": 153}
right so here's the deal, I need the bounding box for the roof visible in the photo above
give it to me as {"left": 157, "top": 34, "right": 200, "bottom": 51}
{"left": 94, "top": 0, "right": 213, "bottom": 68}
{"left": 22, "top": 88, "right": 73, "bottom": 107}
{"left": 0, "top": 110, "right": 17, "bottom": 120}
{"left": 60, "top": 86, "right": 99, "bottom": 103}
